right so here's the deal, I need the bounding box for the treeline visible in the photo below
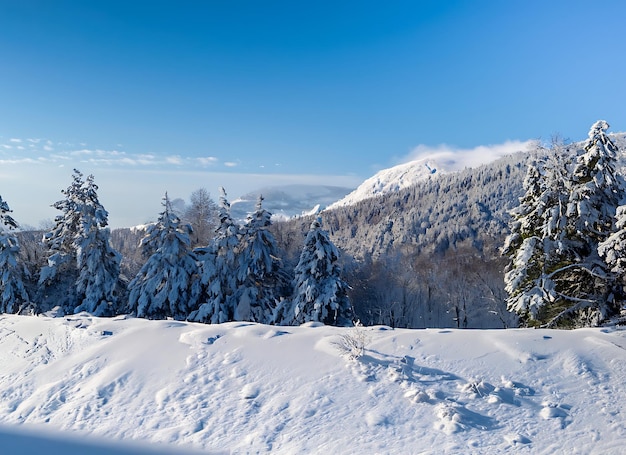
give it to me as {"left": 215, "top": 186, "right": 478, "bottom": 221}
{"left": 1, "top": 170, "right": 353, "bottom": 326}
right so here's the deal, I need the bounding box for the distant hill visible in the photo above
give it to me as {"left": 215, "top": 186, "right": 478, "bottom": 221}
{"left": 327, "top": 158, "right": 442, "bottom": 210}
{"left": 230, "top": 184, "right": 354, "bottom": 222}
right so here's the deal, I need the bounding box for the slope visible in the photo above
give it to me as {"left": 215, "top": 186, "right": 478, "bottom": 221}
{"left": 0, "top": 314, "right": 624, "bottom": 454}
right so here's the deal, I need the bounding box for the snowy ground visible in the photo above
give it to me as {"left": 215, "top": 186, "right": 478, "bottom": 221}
{"left": 0, "top": 314, "right": 624, "bottom": 454}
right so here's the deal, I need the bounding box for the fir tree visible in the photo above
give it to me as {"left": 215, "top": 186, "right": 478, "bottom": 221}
{"left": 503, "top": 149, "right": 571, "bottom": 323}
{"left": 188, "top": 187, "right": 239, "bottom": 324}
{"left": 128, "top": 193, "right": 200, "bottom": 320}
{"left": 73, "top": 174, "right": 122, "bottom": 316}
{"left": 285, "top": 218, "right": 353, "bottom": 326}
{"left": 0, "top": 196, "right": 31, "bottom": 314}
{"left": 38, "top": 169, "right": 85, "bottom": 313}
{"left": 504, "top": 121, "right": 624, "bottom": 328}
{"left": 232, "top": 195, "right": 284, "bottom": 323}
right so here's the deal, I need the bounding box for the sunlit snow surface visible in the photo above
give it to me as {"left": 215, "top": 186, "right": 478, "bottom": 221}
{"left": 0, "top": 314, "right": 625, "bottom": 454}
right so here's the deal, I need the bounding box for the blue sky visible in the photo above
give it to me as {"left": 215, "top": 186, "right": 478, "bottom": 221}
{"left": 1, "top": 0, "right": 626, "bottom": 227}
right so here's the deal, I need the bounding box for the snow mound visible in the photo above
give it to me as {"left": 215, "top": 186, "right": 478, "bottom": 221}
{"left": 0, "top": 315, "right": 625, "bottom": 454}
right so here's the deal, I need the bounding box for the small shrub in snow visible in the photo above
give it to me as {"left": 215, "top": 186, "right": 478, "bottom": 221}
{"left": 333, "top": 321, "right": 370, "bottom": 360}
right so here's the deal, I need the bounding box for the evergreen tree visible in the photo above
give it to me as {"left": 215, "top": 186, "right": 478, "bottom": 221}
{"left": 73, "top": 175, "right": 122, "bottom": 316}
{"left": 285, "top": 218, "right": 353, "bottom": 326}
{"left": 504, "top": 121, "right": 623, "bottom": 327}
{"left": 188, "top": 187, "right": 239, "bottom": 324}
{"left": 503, "top": 149, "right": 571, "bottom": 323}
{"left": 0, "top": 196, "right": 31, "bottom": 314}
{"left": 38, "top": 169, "right": 85, "bottom": 313}
{"left": 128, "top": 193, "right": 200, "bottom": 320}
{"left": 232, "top": 195, "right": 284, "bottom": 323}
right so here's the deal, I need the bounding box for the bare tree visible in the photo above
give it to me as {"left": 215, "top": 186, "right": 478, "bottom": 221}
{"left": 184, "top": 188, "right": 218, "bottom": 248}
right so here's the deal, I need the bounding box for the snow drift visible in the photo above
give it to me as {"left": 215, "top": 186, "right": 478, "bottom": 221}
{"left": 0, "top": 314, "right": 625, "bottom": 454}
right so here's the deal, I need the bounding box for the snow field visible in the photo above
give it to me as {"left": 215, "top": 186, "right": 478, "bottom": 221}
{"left": 0, "top": 314, "right": 624, "bottom": 453}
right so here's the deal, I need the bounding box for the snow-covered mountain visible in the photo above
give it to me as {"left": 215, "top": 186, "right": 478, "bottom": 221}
{"left": 230, "top": 184, "right": 354, "bottom": 221}
{"left": 326, "top": 158, "right": 442, "bottom": 210}
{"left": 0, "top": 313, "right": 624, "bottom": 454}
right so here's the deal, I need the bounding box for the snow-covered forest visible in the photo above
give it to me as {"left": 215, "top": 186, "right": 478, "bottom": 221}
{"left": 4, "top": 174, "right": 353, "bottom": 327}
{"left": 2, "top": 121, "right": 626, "bottom": 331}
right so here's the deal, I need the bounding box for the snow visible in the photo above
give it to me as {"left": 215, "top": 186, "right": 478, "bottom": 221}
{"left": 0, "top": 314, "right": 625, "bottom": 454}
{"left": 327, "top": 157, "right": 441, "bottom": 210}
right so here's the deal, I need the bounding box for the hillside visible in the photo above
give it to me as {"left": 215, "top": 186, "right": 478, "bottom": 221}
{"left": 0, "top": 314, "right": 624, "bottom": 454}
{"left": 326, "top": 157, "right": 442, "bottom": 210}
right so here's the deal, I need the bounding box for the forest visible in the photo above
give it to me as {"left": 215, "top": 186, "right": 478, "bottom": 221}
{"left": 2, "top": 121, "right": 626, "bottom": 330}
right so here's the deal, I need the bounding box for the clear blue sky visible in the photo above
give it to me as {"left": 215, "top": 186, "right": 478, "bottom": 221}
{"left": 1, "top": 0, "right": 626, "bottom": 227}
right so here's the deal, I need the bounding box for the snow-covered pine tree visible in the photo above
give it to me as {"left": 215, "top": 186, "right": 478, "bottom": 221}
{"left": 128, "top": 193, "right": 200, "bottom": 320}
{"left": 505, "top": 121, "right": 624, "bottom": 328}
{"left": 73, "top": 174, "right": 122, "bottom": 316}
{"left": 188, "top": 187, "right": 239, "bottom": 324}
{"left": 550, "top": 120, "right": 624, "bottom": 327}
{"left": 232, "top": 195, "right": 284, "bottom": 323}
{"left": 0, "top": 196, "right": 31, "bottom": 314}
{"left": 285, "top": 217, "right": 353, "bottom": 326}
{"left": 38, "top": 169, "right": 85, "bottom": 313}
{"left": 503, "top": 147, "right": 571, "bottom": 324}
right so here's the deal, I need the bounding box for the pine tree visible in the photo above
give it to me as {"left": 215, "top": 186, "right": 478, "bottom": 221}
{"left": 128, "top": 193, "right": 200, "bottom": 320}
{"left": 188, "top": 187, "right": 239, "bottom": 324}
{"left": 0, "top": 196, "right": 31, "bottom": 314}
{"left": 38, "top": 169, "right": 85, "bottom": 313}
{"left": 73, "top": 174, "right": 122, "bottom": 316}
{"left": 232, "top": 195, "right": 284, "bottom": 323}
{"left": 504, "top": 121, "right": 624, "bottom": 328}
{"left": 503, "top": 148, "right": 571, "bottom": 323}
{"left": 285, "top": 218, "right": 353, "bottom": 326}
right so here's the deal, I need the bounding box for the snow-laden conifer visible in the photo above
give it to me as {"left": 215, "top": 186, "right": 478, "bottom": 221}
{"left": 39, "top": 169, "right": 84, "bottom": 286}
{"left": 128, "top": 193, "right": 200, "bottom": 320}
{"left": 0, "top": 196, "right": 31, "bottom": 314}
{"left": 232, "top": 195, "right": 284, "bottom": 323}
{"left": 188, "top": 187, "right": 239, "bottom": 323}
{"left": 285, "top": 217, "right": 353, "bottom": 326}
{"left": 503, "top": 150, "right": 571, "bottom": 322}
{"left": 38, "top": 169, "right": 85, "bottom": 312}
{"left": 73, "top": 175, "right": 122, "bottom": 316}
{"left": 504, "top": 121, "right": 624, "bottom": 327}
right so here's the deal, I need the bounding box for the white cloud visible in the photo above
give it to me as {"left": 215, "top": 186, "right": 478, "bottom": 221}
{"left": 9, "top": 138, "right": 22, "bottom": 143}
{"left": 224, "top": 162, "right": 238, "bottom": 167}
{"left": 166, "top": 155, "right": 182, "bottom": 165}
{"left": 399, "top": 140, "right": 533, "bottom": 171}
{"left": 196, "top": 156, "right": 218, "bottom": 166}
